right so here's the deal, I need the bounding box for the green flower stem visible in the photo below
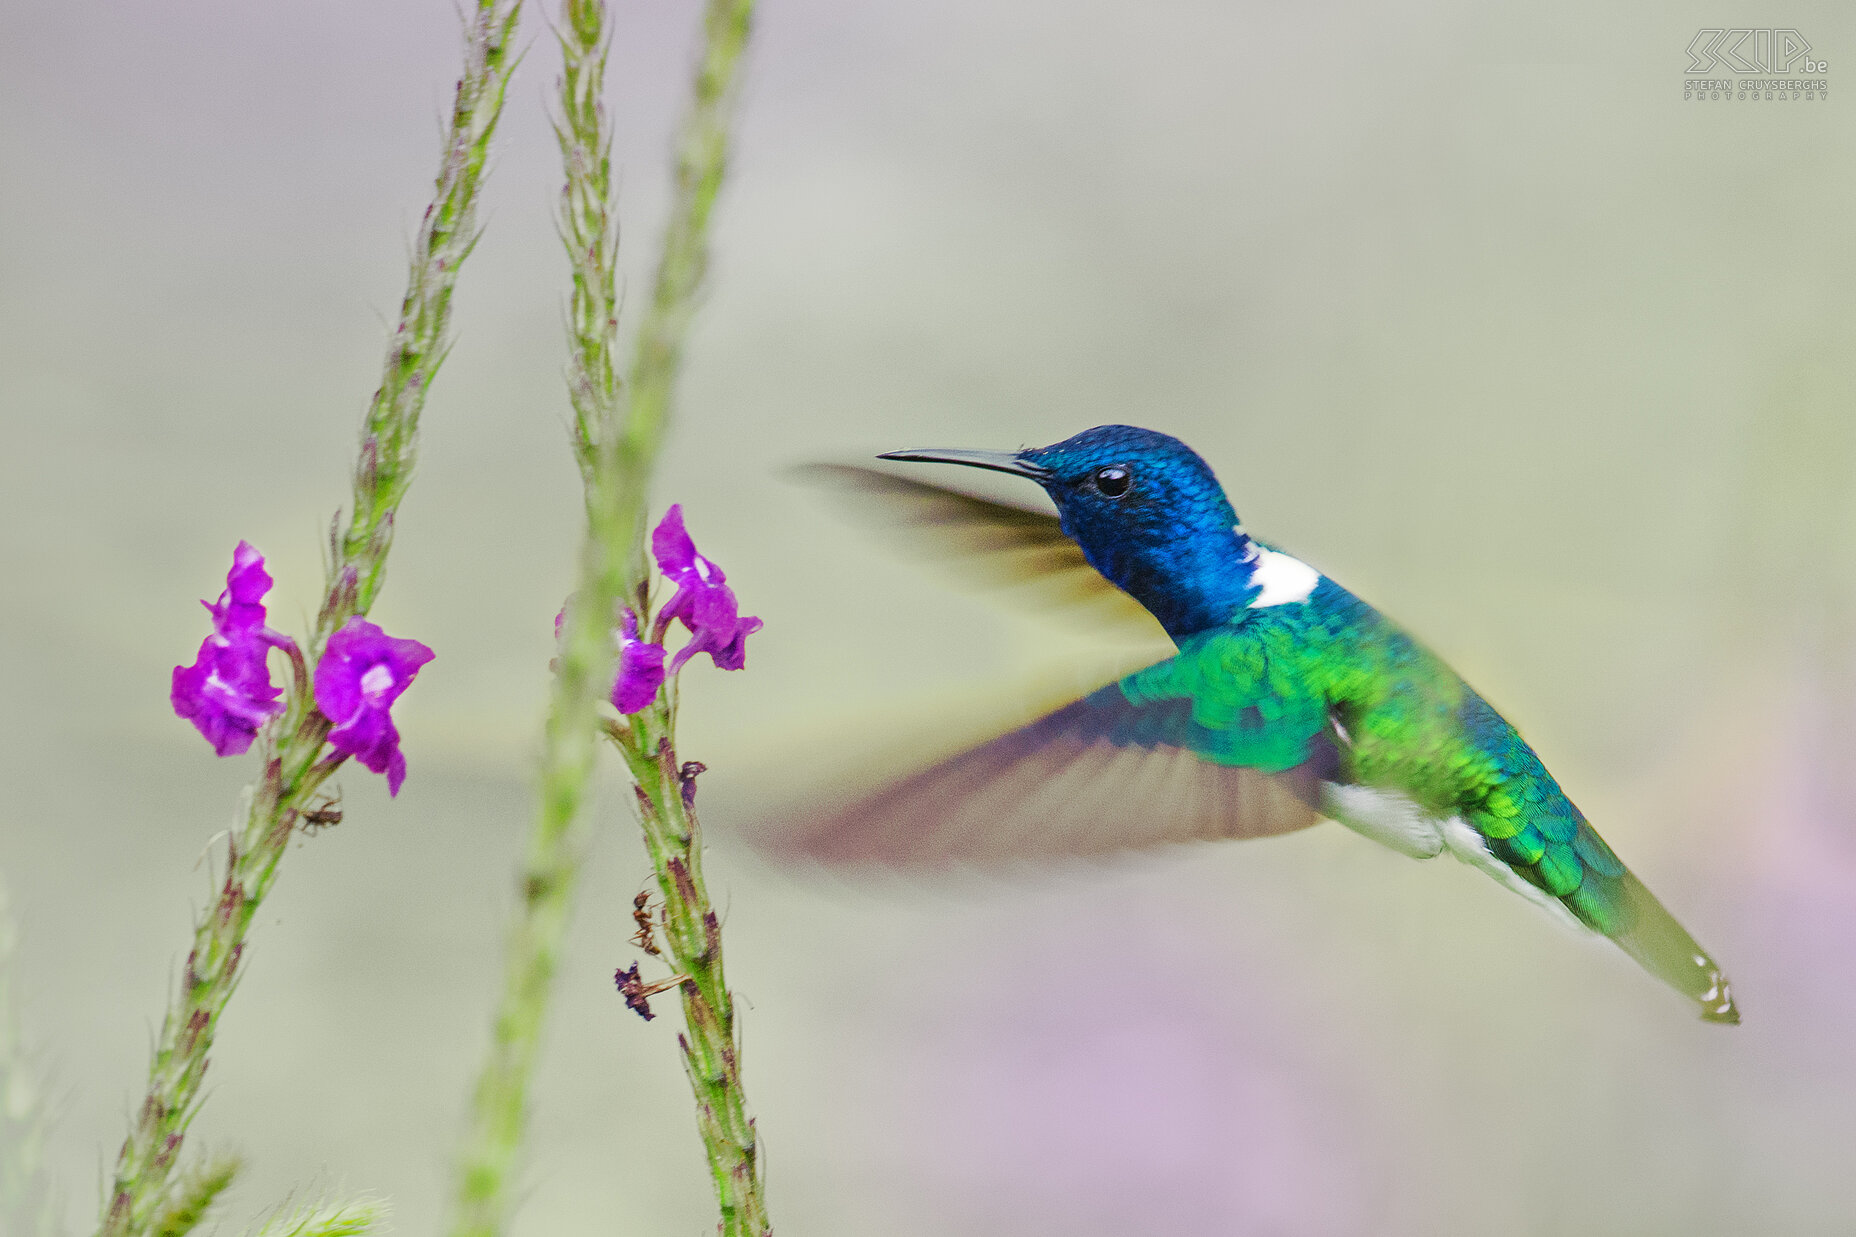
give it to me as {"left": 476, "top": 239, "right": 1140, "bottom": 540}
{"left": 614, "top": 713, "right": 770, "bottom": 1237}
{"left": 624, "top": 0, "right": 756, "bottom": 472}
{"left": 446, "top": 0, "right": 759, "bottom": 1228}
{"left": 446, "top": 0, "right": 760, "bottom": 1227}
{"left": 97, "top": 743, "right": 326, "bottom": 1237}
{"left": 559, "top": 0, "right": 623, "bottom": 488}
{"left": 96, "top": 5, "right": 524, "bottom": 1236}
{"left": 441, "top": 4, "right": 627, "bottom": 1235}
{"left": 615, "top": 0, "right": 769, "bottom": 1227}
{"left": 149, "top": 1154, "right": 241, "bottom": 1237}
{"left": 446, "top": 0, "right": 762, "bottom": 1231}
{"left": 333, "top": 0, "right": 526, "bottom": 627}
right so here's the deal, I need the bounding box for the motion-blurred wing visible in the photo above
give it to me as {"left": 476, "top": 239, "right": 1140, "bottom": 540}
{"left": 776, "top": 674, "right": 1336, "bottom": 867}
{"left": 792, "top": 463, "right": 1162, "bottom": 637}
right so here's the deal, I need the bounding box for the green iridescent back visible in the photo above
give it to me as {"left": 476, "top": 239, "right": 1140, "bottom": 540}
{"left": 1115, "top": 572, "right": 1737, "bottom": 1021}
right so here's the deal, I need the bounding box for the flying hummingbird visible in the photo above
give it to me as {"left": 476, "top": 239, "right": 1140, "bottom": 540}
{"left": 791, "top": 424, "right": 1739, "bottom": 1023}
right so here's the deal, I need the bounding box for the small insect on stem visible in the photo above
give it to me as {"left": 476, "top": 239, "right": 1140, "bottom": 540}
{"left": 630, "top": 889, "right": 662, "bottom": 956}
{"left": 677, "top": 760, "right": 706, "bottom": 810}
{"left": 299, "top": 789, "right": 343, "bottom": 835}
{"left": 615, "top": 962, "right": 689, "bottom": 1021}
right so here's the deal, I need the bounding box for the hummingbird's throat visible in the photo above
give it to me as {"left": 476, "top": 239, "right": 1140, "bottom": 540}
{"left": 1098, "top": 526, "right": 1316, "bottom": 638}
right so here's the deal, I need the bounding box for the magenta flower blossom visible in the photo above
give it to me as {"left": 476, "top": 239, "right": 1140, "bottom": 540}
{"left": 313, "top": 617, "right": 435, "bottom": 796}
{"left": 171, "top": 541, "right": 294, "bottom": 757}
{"left": 612, "top": 609, "right": 667, "bottom": 714}
{"left": 651, "top": 505, "right": 762, "bottom": 672}
{"left": 554, "top": 601, "right": 668, "bottom": 715}
{"left": 204, "top": 540, "right": 275, "bottom": 639}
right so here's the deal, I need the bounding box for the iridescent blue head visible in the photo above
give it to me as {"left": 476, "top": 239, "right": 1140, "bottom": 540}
{"left": 880, "top": 424, "right": 1262, "bottom": 639}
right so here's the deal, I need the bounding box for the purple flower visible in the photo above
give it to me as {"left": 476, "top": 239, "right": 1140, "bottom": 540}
{"left": 171, "top": 541, "right": 292, "bottom": 757}
{"left": 205, "top": 540, "right": 274, "bottom": 638}
{"left": 313, "top": 617, "right": 435, "bottom": 796}
{"left": 554, "top": 601, "right": 668, "bottom": 714}
{"left": 612, "top": 609, "right": 667, "bottom": 714}
{"left": 172, "top": 640, "right": 284, "bottom": 757}
{"left": 651, "top": 504, "right": 762, "bottom": 672}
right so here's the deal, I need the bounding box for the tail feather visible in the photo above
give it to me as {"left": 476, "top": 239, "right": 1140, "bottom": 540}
{"left": 1465, "top": 751, "right": 1739, "bottom": 1023}
{"left": 1335, "top": 784, "right": 1741, "bottom": 1022}
{"left": 1583, "top": 868, "right": 1739, "bottom": 1024}
{"left": 1552, "top": 821, "right": 1737, "bottom": 1023}
{"left": 1458, "top": 807, "right": 1739, "bottom": 1022}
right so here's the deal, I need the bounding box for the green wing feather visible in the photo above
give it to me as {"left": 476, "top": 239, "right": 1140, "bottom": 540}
{"left": 1117, "top": 632, "right": 1336, "bottom": 773}
{"left": 773, "top": 664, "right": 1333, "bottom": 866}
{"left": 778, "top": 466, "right": 1317, "bottom": 864}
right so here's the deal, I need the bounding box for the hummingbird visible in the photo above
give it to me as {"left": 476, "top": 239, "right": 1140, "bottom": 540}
{"left": 791, "top": 423, "right": 1739, "bottom": 1023}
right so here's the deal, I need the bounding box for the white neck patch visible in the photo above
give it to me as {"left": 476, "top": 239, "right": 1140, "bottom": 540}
{"left": 1247, "top": 547, "right": 1319, "bottom": 607}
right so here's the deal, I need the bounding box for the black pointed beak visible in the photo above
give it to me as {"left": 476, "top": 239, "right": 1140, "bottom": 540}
{"left": 876, "top": 447, "right": 1052, "bottom": 481}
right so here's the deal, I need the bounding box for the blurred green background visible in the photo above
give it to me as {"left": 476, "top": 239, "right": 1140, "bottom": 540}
{"left": 4, "top": 1, "right": 1856, "bottom": 1233}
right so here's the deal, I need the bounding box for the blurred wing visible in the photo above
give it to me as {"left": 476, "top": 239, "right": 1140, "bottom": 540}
{"left": 792, "top": 463, "right": 1163, "bottom": 637}
{"left": 774, "top": 674, "right": 1336, "bottom": 867}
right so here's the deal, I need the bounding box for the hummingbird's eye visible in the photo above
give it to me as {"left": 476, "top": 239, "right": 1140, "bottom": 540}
{"left": 1091, "top": 465, "right": 1132, "bottom": 498}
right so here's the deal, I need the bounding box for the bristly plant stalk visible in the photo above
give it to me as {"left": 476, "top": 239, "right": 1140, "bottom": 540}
{"left": 613, "top": 709, "right": 770, "bottom": 1237}
{"left": 613, "top": 0, "right": 767, "bottom": 1228}
{"left": 443, "top": 0, "right": 632, "bottom": 1229}
{"left": 622, "top": 0, "right": 757, "bottom": 489}
{"left": 95, "top": 4, "right": 525, "bottom": 1234}
{"left": 445, "top": 0, "right": 763, "bottom": 1231}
